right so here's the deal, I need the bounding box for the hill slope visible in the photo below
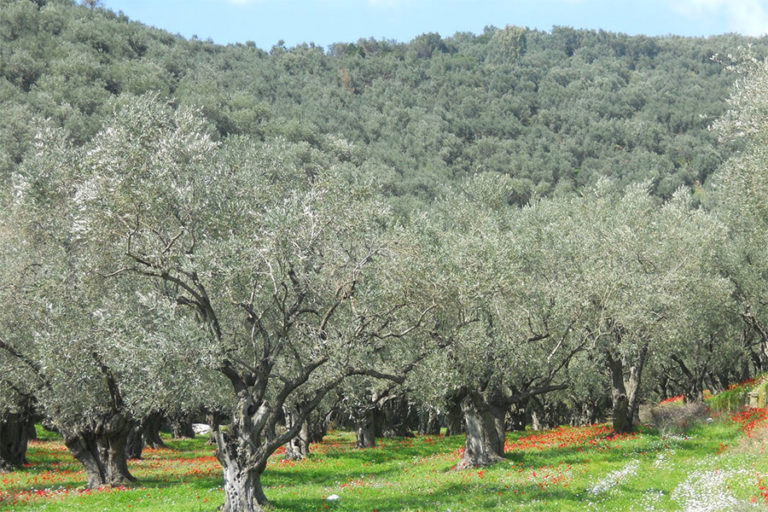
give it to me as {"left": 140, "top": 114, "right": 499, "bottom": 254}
{"left": 2, "top": 0, "right": 767, "bottom": 207}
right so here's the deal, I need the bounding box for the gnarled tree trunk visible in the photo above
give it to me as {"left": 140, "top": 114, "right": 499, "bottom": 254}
{"left": 354, "top": 409, "right": 379, "bottom": 449}
{"left": 65, "top": 431, "right": 109, "bottom": 489}
{"left": 607, "top": 344, "right": 648, "bottom": 434}
{"left": 457, "top": 390, "right": 506, "bottom": 469}
{"left": 380, "top": 395, "right": 414, "bottom": 438}
{"left": 212, "top": 374, "right": 346, "bottom": 512}
{"left": 141, "top": 412, "right": 166, "bottom": 449}
{"left": 455, "top": 380, "right": 569, "bottom": 469}
{"left": 283, "top": 407, "right": 309, "bottom": 461}
{"left": 62, "top": 414, "right": 136, "bottom": 488}
{"left": 215, "top": 397, "right": 271, "bottom": 512}
{"left": 219, "top": 456, "right": 268, "bottom": 512}
{"left": 169, "top": 414, "right": 195, "bottom": 439}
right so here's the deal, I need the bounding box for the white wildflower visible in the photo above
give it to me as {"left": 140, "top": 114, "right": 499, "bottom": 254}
{"left": 671, "top": 468, "right": 751, "bottom": 512}
{"left": 588, "top": 460, "right": 640, "bottom": 496}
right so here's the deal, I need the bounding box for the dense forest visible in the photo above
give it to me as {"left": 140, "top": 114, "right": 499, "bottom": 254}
{"left": 5, "top": 1, "right": 768, "bottom": 511}
{"left": 3, "top": 0, "right": 767, "bottom": 209}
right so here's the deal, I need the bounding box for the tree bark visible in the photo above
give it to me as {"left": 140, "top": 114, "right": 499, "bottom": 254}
{"left": 306, "top": 410, "right": 330, "bottom": 444}
{"left": 219, "top": 454, "right": 268, "bottom": 512}
{"left": 125, "top": 423, "right": 144, "bottom": 460}
{"left": 444, "top": 392, "right": 464, "bottom": 436}
{"left": 380, "top": 395, "right": 413, "bottom": 438}
{"left": 353, "top": 407, "right": 380, "bottom": 448}
{"left": 283, "top": 407, "right": 309, "bottom": 461}
{"left": 355, "top": 409, "right": 377, "bottom": 449}
{"left": 25, "top": 423, "right": 36, "bottom": 441}
{"left": 207, "top": 411, "right": 224, "bottom": 446}
{"left": 65, "top": 432, "right": 108, "bottom": 489}
{"left": 419, "top": 407, "right": 441, "bottom": 436}
{"left": 0, "top": 412, "right": 29, "bottom": 470}
{"left": 141, "top": 412, "right": 166, "bottom": 449}
{"left": 214, "top": 398, "right": 270, "bottom": 512}
{"left": 62, "top": 414, "right": 136, "bottom": 488}
{"left": 169, "top": 414, "right": 195, "bottom": 439}
{"left": 506, "top": 403, "right": 527, "bottom": 431}
{"left": 457, "top": 391, "right": 505, "bottom": 469}
{"left": 531, "top": 410, "right": 543, "bottom": 432}
{"left": 445, "top": 412, "right": 464, "bottom": 436}
{"left": 608, "top": 355, "right": 632, "bottom": 433}
{"left": 607, "top": 345, "right": 647, "bottom": 434}
{"left": 101, "top": 422, "right": 135, "bottom": 484}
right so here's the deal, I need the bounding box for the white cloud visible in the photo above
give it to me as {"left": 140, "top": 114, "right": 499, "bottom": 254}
{"left": 673, "top": 0, "right": 768, "bottom": 36}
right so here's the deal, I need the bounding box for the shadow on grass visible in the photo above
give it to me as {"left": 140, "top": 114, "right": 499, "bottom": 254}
{"left": 269, "top": 480, "right": 595, "bottom": 512}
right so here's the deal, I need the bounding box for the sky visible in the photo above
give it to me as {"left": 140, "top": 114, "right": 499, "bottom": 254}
{"left": 99, "top": 0, "right": 768, "bottom": 50}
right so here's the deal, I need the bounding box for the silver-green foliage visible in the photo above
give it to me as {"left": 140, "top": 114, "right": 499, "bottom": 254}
{"left": 712, "top": 55, "right": 768, "bottom": 369}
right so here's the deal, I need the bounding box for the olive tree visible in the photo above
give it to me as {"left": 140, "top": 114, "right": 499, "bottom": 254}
{"left": 409, "top": 174, "right": 590, "bottom": 468}
{"left": 0, "top": 211, "right": 37, "bottom": 470}
{"left": 712, "top": 55, "right": 768, "bottom": 373}
{"left": 73, "top": 95, "right": 432, "bottom": 511}
{"left": 567, "top": 181, "right": 729, "bottom": 431}
{"left": 0, "top": 120, "right": 213, "bottom": 487}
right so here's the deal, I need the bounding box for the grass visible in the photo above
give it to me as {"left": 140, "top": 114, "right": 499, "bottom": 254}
{"left": 2, "top": 416, "right": 768, "bottom": 511}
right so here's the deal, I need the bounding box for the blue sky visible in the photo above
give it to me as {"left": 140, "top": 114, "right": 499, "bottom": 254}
{"left": 100, "top": 0, "right": 768, "bottom": 50}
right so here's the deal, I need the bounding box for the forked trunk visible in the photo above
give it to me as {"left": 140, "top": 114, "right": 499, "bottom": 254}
{"left": 214, "top": 401, "right": 270, "bottom": 512}
{"left": 608, "top": 347, "right": 647, "bottom": 434}
{"left": 283, "top": 407, "right": 309, "bottom": 461}
{"left": 457, "top": 391, "right": 505, "bottom": 469}
{"left": 65, "top": 432, "right": 136, "bottom": 488}
{"left": 65, "top": 432, "right": 108, "bottom": 489}
{"left": 220, "top": 461, "right": 268, "bottom": 512}
{"left": 0, "top": 413, "right": 29, "bottom": 470}
{"left": 62, "top": 415, "right": 136, "bottom": 488}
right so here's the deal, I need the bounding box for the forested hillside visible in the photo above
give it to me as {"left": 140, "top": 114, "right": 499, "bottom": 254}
{"left": 2, "top": 0, "right": 766, "bottom": 209}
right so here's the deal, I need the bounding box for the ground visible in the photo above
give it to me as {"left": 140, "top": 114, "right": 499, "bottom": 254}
{"left": 1, "top": 411, "right": 768, "bottom": 511}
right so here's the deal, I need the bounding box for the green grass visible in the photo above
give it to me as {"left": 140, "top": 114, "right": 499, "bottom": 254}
{"left": 2, "top": 418, "right": 768, "bottom": 511}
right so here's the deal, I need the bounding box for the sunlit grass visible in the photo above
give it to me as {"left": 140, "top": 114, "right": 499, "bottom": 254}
{"left": 2, "top": 415, "right": 768, "bottom": 511}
